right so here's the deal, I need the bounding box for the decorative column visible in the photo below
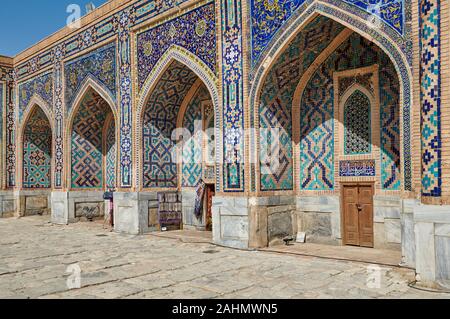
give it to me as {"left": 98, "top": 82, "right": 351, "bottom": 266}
{"left": 415, "top": 0, "right": 450, "bottom": 289}
{"left": 420, "top": 0, "right": 442, "bottom": 201}
{"left": 117, "top": 9, "right": 135, "bottom": 189}
{"left": 221, "top": 0, "right": 245, "bottom": 193}
{"left": 212, "top": 0, "right": 253, "bottom": 249}
{"left": 51, "top": 45, "right": 70, "bottom": 224}
{"left": 113, "top": 8, "right": 147, "bottom": 235}
{"left": 5, "top": 69, "right": 16, "bottom": 189}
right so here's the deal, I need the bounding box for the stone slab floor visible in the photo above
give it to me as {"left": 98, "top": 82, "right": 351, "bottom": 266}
{"left": 0, "top": 216, "right": 449, "bottom": 299}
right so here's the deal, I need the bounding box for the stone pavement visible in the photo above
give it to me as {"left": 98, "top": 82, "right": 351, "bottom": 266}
{"left": 0, "top": 216, "right": 449, "bottom": 299}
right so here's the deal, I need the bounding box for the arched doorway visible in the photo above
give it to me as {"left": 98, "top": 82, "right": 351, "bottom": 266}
{"left": 255, "top": 14, "right": 404, "bottom": 250}
{"left": 22, "top": 105, "right": 52, "bottom": 189}
{"left": 18, "top": 103, "right": 53, "bottom": 217}
{"left": 68, "top": 86, "right": 117, "bottom": 221}
{"left": 139, "top": 59, "right": 217, "bottom": 232}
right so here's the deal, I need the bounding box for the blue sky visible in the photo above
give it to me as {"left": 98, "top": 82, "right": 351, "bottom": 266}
{"left": 0, "top": 0, "right": 107, "bottom": 57}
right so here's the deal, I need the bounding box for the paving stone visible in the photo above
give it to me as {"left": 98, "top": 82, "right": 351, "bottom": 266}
{"left": 0, "top": 216, "right": 449, "bottom": 299}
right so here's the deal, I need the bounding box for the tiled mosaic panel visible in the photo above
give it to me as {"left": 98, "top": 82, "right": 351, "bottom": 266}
{"left": 339, "top": 160, "right": 376, "bottom": 177}
{"left": 259, "top": 16, "right": 344, "bottom": 191}
{"left": 137, "top": 2, "right": 216, "bottom": 90}
{"left": 344, "top": 90, "right": 371, "bottom": 155}
{"left": 182, "top": 84, "right": 211, "bottom": 187}
{"left": 420, "top": 0, "right": 441, "bottom": 197}
{"left": 300, "top": 65, "right": 335, "bottom": 190}
{"left": 18, "top": 72, "right": 53, "bottom": 121}
{"left": 71, "top": 90, "right": 111, "bottom": 189}
{"left": 65, "top": 43, "right": 116, "bottom": 113}
{"left": 300, "top": 33, "right": 401, "bottom": 190}
{"left": 2, "top": 66, "right": 16, "bottom": 187}
{"left": 105, "top": 117, "right": 116, "bottom": 189}
{"left": 142, "top": 61, "right": 198, "bottom": 188}
{"left": 250, "top": 0, "right": 406, "bottom": 65}
{"left": 23, "top": 107, "right": 52, "bottom": 188}
{"left": 16, "top": 0, "right": 193, "bottom": 80}
{"left": 380, "top": 55, "right": 401, "bottom": 190}
{"left": 221, "top": 0, "right": 245, "bottom": 192}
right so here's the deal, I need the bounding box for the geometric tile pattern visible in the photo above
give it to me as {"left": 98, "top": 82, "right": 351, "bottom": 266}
{"left": 142, "top": 61, "right": 198, "bottom": 188}
{"left": 182, "top": 84, "right": 210, "bottom": 187}
{"left": 105, "top": 117, "right": 116, "bottom": 189}
{"left": 300, "top": 33, "right": 401, "bottom": 191}
{"left": 117, "top": 8, "right": 135, "bottom": 188}
{"left": 137, "top": 3, "right": 216, "bottom": 90}
{"left": 300, "top": 65, "right": 335, "bottom": 190}
{"left": 380, "top": 55, "right": 401, "bottom": 190}
{"left": 23, "top": 107, "right": 52, "bottom": 189}
{"left": 259, "top": 16, "right": 344, "bottom": 191}
{"left": 64, "top": 43, "right": 116, "bottom": 114}
{"left": 71, "top": 90, "right": 111, "bottom": 189}
{"left": 53, "top": 45, "right": 64, "bottom": 188}
{"left": 15, "top": 0, "right": 193, "bottom": 81}
{"left": 344, "top": 90, "right": 371, "bottom": 155}
{"left": 260, "top": 98, "right": 293, "bottom": 191}
{"left": 250, "top": 0, "right": 406, "bottom": 65}
{"left": 18, "top": 71, "right": 53, "bottom": 121}
{"left": 249, "top": 0, "right": 413, "bottom": 192}
{"left": 221, "top": 0, "right": 245, "bottom": 192}
{"left": 3, "top": 66, "right": 15, "bottom": 188}
{"left": 420, "top": 0, "right": 441, "bottom": 197}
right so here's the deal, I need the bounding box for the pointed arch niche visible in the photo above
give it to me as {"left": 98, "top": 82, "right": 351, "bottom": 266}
{"left": 67, "top": 83, "right": 118, "bottom": 190}
{"left": 20, "top": 102, "right": 53, "bottom": 189}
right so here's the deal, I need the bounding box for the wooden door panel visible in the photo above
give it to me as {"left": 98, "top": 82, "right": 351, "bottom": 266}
{"left": 358, "top": 185, "right": 374, "bottom": 247}
{"left": 343, "top": 186, "right": 359, "bottom": 246}
{"left": 342, "top": 184, "right": 374, "bottom": 248}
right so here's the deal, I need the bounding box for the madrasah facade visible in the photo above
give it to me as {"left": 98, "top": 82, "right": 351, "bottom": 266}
{"left": 0, "top": 0, "right": 449, "bottom": 289}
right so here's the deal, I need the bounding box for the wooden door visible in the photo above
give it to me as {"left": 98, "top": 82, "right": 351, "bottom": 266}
{"left": 342, "top": 184, "right": 374, "bottom": 247}
{"left": 358, "top": 185, "right": 374, "bottom": 247}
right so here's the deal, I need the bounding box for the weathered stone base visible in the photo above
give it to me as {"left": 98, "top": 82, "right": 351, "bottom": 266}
{"left": 400, "top": 199, "right": 417, "bottom": 268}
{"left": 0, "top": 191, "right": 17, "bottom": 218}
{"left": 212, "top": 195, "right": 297, "bottom": 249}
{"left": 51, "top": 191, "right": 109, "bottom": 225}
{"left": 113, "top": 192, "right": 159, "bottom": 235}
{"left": 16, "top": 190, "right": 51, "bottom": 217}
{"left": 414, "top": 205, "right": 450, "bottom": 290}
{"left": 212, "top": 196, "right": 250, "bottom": 249}
{"left": 297, "top": 196, "right": 341, "bottom": 245}
{"left": 373, "top": 195, "right": 402, "bottom": 250}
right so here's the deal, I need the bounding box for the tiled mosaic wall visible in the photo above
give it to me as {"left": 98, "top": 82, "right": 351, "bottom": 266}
{"left": 420, "top": 0, "right": 441, "bottom": 197}
{"left": 142, "top": 61, "right": 198, "bottom": 188}
{"left": 250, "top": 0, "right": 408, "bottom": 66}
{"left": 137, "top": 2, "right": 217, "bottom": 91}
{"left": 105, "top": 116, "right": 116, "bottom": 189}
{"left": 259, "top": 27, "right": 401, "bottom": 192}
{"left": 71, "top": 90, "right": 111, "bottom": 189}
{"left": 300, "top": 33, "right": 401, "bottom": 191}
{"left": 18, "top": 72, "right": 53, "bottom": 121}
{"left": 259, "top": 16, "right": 345, "bottom": 191}
{"left": 221, "top": 0, "right": 245, "bottom": 192}
{"left": 64, "top": 43, "right": 117, "bottom": 113}
{"left": 23, "top": 107, "right": 52, "bottom": 189}
{"left": 182, "top": 84, "right": 211, "bottom": 187}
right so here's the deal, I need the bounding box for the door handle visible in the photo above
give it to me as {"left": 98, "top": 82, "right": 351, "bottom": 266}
{"left": 356, "top": 204, "right": 363, "bottom": 211}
